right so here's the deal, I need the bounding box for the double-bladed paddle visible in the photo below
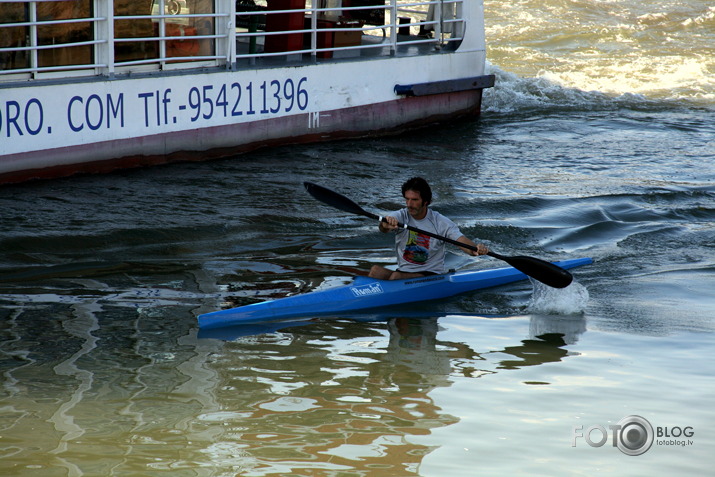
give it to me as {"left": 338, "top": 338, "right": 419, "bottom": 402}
{"left": 304, "top": 181, "right": 573, "bottom": 288}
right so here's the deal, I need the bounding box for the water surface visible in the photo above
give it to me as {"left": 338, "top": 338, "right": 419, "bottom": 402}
{"left": 1, "top": 0, "right": 714, "bottom": 475}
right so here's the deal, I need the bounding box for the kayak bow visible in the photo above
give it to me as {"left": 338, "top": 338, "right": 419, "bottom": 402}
{"left": 198, "top": 257, "right": 593, "bottom": 330}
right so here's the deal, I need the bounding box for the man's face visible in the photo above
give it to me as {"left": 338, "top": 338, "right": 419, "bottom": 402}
{"left": 404, "top": 189, "right": 428, "bottom": 219}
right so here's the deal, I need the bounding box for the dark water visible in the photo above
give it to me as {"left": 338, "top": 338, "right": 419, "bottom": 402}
{"left": 2, "top": 2, "right": 715, "bottom": 472}
{"left": 1, "top": 98, "right": 713, "bottom": 474}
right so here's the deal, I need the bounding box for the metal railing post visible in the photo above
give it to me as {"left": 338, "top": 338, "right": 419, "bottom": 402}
{"left": 310, "top": 0, "right": 318, "bottom": 61}
{"left": 29, "top": 1, "right": 38, "bottom": 78}
{"left": 390, "top": 0, "right": 396, "bottom": 55}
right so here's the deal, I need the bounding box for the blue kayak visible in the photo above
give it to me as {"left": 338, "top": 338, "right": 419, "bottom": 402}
{"left": 198, "top": 257, "right": 593, "bottom": 329}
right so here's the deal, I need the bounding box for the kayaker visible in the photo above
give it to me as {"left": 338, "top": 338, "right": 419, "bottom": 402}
{"left": 369, "top": 177, "right": 489, "bottom": 280}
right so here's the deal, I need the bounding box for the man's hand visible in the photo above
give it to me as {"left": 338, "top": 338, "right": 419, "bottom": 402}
{"left": 379, "top": 216, "right": 399, "bottom": 233}
{"left": 470, "top": 243, "right": 489, "bottom": 256}
{"left": 457, "top": 236, "right": 489, "bottom": 256}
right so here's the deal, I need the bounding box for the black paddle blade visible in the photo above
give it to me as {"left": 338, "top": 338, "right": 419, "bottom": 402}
{"left": 491, "top": 253, "right": 573, "bottom": 288}
{"left": 304, "top": 182, "right": 378, "bottom": 220}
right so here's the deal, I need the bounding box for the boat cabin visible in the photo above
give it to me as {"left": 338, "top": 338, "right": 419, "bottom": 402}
{"left": 0, "top": 0, "right": 466, "bottom": 81}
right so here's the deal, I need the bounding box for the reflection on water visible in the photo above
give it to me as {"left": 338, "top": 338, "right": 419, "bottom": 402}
{"left": 191, "top": 314, "right": 586, "bottom": 474}
{"left": 206, "top": 321, "right": 455, "bottom": 473}
{"left": 0, "top": 299, "right": 586, "bottom": 476}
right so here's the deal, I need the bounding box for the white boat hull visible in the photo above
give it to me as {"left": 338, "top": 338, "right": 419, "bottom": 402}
{"left": 0, "top": 1, "right": 492, "bottom": 183}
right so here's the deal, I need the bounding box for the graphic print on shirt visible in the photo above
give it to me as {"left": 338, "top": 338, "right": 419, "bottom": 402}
{"left": 403, "top": 230, "right": 431, "bottom": 264}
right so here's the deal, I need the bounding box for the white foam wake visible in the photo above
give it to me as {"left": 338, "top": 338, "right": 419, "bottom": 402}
{"left": 527, "top": 280, "right": 590, "bottom": 315}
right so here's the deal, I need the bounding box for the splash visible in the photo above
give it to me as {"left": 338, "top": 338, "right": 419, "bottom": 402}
{"left": 482, "top": 62, "right": 617, "bottom": 113}
{"left": 527, "top": 280, "right": 590, "bottom": 315}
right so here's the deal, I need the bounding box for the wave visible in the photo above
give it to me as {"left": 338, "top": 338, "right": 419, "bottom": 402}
{"left": 483, "top": 62, "right": 614, "bottom": 113}
{"left": 483, "top": 0, "right": 715, "bottom": 111}
{"left": 482, "top": 62, "right": 713, "bottom": 114}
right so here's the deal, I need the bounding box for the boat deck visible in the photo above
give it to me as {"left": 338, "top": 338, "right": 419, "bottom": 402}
{"left": 235, "top": 31, "right": 454, "bottom": 68}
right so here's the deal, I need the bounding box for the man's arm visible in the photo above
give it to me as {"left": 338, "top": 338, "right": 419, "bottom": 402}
{"left": 457, "top": 236, "right": 489, "bottom": 256}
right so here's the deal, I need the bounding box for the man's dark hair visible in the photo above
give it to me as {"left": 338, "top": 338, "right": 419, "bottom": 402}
{"left": 402, "top": 177, "right": 432, "bottom": 205}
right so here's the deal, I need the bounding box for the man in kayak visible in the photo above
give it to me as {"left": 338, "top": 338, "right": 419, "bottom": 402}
{"left": 369, "top": 177, "right": 489, "bottom": 280}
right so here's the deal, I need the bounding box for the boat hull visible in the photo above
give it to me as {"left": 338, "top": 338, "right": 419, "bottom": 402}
{"left": 0, "top": 0, "right": 493, "bottom": 184}
{"left": 1, "top": 52, "right": 490, "bottom": 184}
{"left": 198, "top": 257, "right": 593, "bottom": 329}
{"left": 0, "top": 87, "right": 484, "bottom": 184}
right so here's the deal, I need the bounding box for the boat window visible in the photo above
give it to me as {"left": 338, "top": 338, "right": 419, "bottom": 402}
{"left": 38, "top": 1, "right": 94, "bottom": 68}
{"left": 114, "top": 0, "right": 217, "bottom": 69}
{"left": 0, "top": 4, "right": 28, "bottom": 72}
{"left": 0, "top": 0, "right": 98, "bottom": 78}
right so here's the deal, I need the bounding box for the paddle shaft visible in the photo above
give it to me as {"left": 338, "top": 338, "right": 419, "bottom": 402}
{"left": 342, "top": 201, "right": 572, "bottom": 285}
{"left": 303, "top": 182, "right": 573, "bottom": 288}
{"left": 375, "top": 213, "right": 554, "bottom": 271}
{"left": 371, "top": 211, "right": 482, "bottom": 255}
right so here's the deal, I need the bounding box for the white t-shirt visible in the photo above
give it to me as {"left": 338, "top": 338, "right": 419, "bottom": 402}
{"left": 387, "top": 208, "right": 464, "bottom": 274}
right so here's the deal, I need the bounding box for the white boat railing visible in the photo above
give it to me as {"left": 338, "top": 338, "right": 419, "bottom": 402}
{"left": 0, "top": 0, "right": 465, "bottom": 82}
